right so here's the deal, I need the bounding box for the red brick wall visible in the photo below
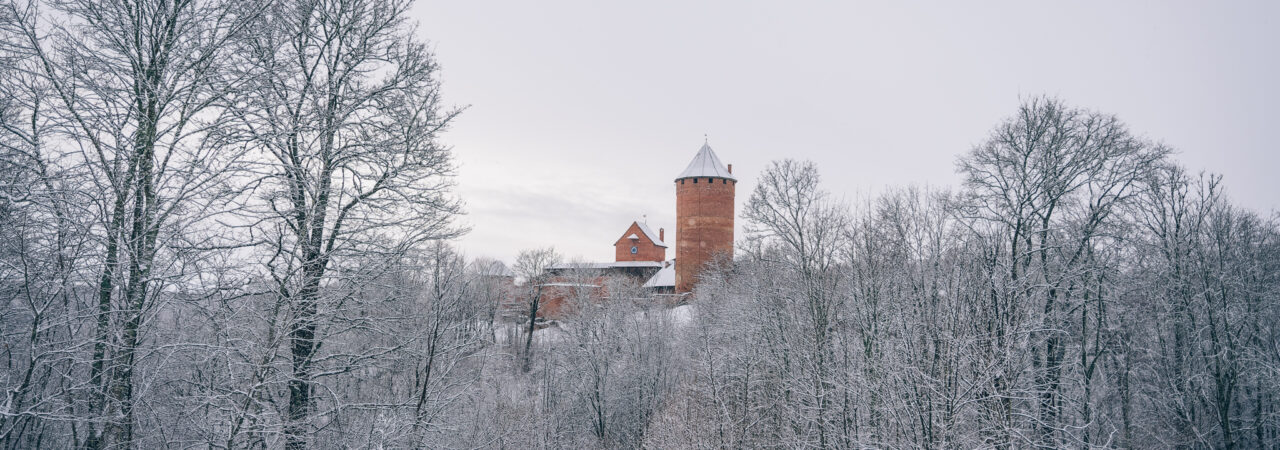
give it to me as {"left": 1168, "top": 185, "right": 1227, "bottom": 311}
{"left": 675, "top": 176, "right": 735, "bottom": 293}
{"left": 536, "top": 278, "right": 605, "bottom": 319}
{"left": 614, "top": 222, "right": 666, "bottom": 262}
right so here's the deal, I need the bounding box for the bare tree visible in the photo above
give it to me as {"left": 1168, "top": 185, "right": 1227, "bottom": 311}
{"left": 2, "top": 0, "right": 252, "bottom": 446}
{"left": 512, "top": 247, "right": 560, "bottom": 373}
{"left": 1127, "top": 164, "right": 1280, "bottom": 448}
{"left": 471, "top": 257, "right": 514, "bottom": 345}
{"left": 742, "top": 158, "right": 851, "bottom": 447}
{"left": 404, "top": 242, "right": 485, "bottom": 444}
{"left": 0, "top": 28, "right": 97, "bottom": 447}
{"left": 957, "top": 96, "right": 1166, "bottom": 447}
{"left": 225, "top": 0, "right": 464, "bottom": 444}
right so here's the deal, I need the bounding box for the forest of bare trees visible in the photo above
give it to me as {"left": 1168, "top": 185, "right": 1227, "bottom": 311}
{"left": 668, "top": 99, "right": 1278, "bottom": 449}
{"left": 2, "top": 0, "right": 1277, "bottom": 448}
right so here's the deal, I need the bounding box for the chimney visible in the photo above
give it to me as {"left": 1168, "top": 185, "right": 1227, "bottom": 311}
{"left": 727, "top": 164, "right": 733, "bottom": 174}
{"left": 659, "top": 228, "right": 665, "bottom": 242}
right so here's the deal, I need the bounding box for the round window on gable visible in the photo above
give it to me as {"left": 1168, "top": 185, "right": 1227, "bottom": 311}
{"left": 630, "top": 246, "right": 638, "bottom": 254}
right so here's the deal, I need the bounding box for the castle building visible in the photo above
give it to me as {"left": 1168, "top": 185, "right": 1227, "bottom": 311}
{"left": 536, "top": 221, "right": 668, "bottom": 316}
{"left": 673, "top": 142, "right": 736, "bottom": 293}
{"left": 545, "top": 221, "right": 667, "bottom": 278}
{"left": 521, "top": 142, "right": 736, "bottom": 318}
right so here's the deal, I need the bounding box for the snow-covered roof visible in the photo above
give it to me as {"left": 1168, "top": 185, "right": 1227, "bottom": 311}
{"left": 676, "top": 142, "right": 735, "bottom": 181}
{"left": 635, "top": 222, "right": 667, "bottom": 247}
{"left": 548, "top": 262, "right": 612, "bottom": 270}
{"left": 642, "top": 262, "right": 676, "bottom": 288}
{"left": 609, "top": 261, "right": 664, "bottom": 268}
{"left": 549, "top": 261, "right": 664, "bottom": 271}
{"left": 626, "top": 233, "right": 639, "bottom": 240}
{"left": 538, "top": 282, "right": 601, "bottom": 288}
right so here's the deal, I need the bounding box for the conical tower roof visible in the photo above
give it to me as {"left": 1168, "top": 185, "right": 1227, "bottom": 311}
{"left": 676, "top": 143, "right": 735, "bottom": 181}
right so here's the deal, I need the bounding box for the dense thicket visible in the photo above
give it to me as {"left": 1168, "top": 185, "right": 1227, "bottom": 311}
{"left": 1, "top": 0, "right": 1276, "bottom": 447}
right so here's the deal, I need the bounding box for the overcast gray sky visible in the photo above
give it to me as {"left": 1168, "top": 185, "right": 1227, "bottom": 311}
{"left": 412, "top": 1, "right": 1279, "bottom": 264}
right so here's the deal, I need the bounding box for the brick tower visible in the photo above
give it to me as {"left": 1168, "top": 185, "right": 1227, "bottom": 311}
{"left": 674, "top": 142, "right": 736, "bottom": 293}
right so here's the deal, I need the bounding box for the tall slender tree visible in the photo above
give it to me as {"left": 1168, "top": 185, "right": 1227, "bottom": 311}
{"left": 3, "top": 0, "right": 251, "bottom": 446}
{"left": 226, "top": 0, "right": 462, "bottom": 446}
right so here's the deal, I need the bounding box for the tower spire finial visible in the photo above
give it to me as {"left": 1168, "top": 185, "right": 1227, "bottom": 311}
{"left": 704, "top": 133, "right": 708, "bottom": 145}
